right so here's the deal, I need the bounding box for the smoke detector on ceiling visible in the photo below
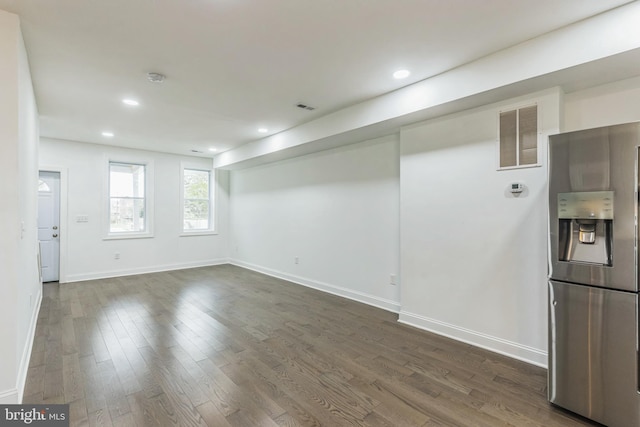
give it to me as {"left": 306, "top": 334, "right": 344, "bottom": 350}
{"left": 147, "top": 72, "right": 166, "bottom": 83}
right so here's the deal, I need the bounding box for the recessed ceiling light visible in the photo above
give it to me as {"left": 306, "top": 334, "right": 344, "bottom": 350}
{"left": 208, "top": 148, "right": 218, "bottom": 152}
{"left": 101, "top": 131, "right": 114, "bottom": 137}
{"left": 393, "top": 69, "right": 411, "bottom": 79}
{"left": 258, "top": 128, "right": 269, "bottom": 133}
{"left": 122, "top": 98, "right": 140, "bottom": 106}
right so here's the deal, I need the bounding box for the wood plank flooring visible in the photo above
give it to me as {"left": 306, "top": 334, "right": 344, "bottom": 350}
{"left": 24, "top": 264, "right": 599, "bottom": 426}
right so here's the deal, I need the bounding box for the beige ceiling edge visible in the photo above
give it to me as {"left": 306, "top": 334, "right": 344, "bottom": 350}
{"left": 214, "top": 1, "right": 640, "bottom": 170}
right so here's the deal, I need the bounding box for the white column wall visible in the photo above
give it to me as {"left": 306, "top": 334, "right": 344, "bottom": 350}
{"left": 229, "top": 136, "right": 400, "bottom": 312}
{"left": 0, "top": 10, "right": 21, "bottom": 404}
{"left": 16, "top": 21, "right": 41, "bottom": 403}
{"left": 398, "top": 89, "right": 561, "bottom": 367}
{"left": 0, "top": 10, "right": 41, "bottom": 403}
{"left": 39, "top": 138, "right": 230, "bottom": 282}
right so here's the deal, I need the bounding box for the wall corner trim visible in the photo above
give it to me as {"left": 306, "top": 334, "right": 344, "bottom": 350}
{"left": 398, "top": 311, "right": 547, "bottom": 368}
{"left": 229, "top": 259, "right": 401, "bottom": 313}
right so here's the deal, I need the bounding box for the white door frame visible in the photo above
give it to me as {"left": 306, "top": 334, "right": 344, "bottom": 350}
{"left": 39, "top": 166, "right": 68, "bottom": 283}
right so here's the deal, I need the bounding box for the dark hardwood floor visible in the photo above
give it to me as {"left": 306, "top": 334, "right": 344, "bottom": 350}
{"left": 24, "top": 264, "right": 597, "bottom": 426}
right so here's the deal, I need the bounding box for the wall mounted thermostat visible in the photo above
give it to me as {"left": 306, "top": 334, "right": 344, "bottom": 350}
{"left": 510, "top": 183, "right": 524, "bottom": 194}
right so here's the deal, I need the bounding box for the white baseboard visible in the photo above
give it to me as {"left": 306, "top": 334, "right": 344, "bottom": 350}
{"left": 0, "top": 388, "right": 19, "bottom": 404}
{"left": 16, "top": 288, "right": 43, "bottom": 403}
{"left": 63, "top": 258, "right": 230, "bottom": 283}
{"left": 229, "top": 259, "right": 401, "bottom": 313}
{"left": 398, "top": 310, "right": 548, "bottom": 368}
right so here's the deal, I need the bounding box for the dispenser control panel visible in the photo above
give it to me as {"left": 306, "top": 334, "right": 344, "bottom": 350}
{"left": 558, "top": 191, "right": 614, "bottom": 219}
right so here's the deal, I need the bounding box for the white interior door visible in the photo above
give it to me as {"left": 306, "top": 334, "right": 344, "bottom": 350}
{"left": 38, "top": 171, "right": 60, "bottom": 282}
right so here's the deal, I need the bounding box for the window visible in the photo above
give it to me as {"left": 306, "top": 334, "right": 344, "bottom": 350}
{"left": 109, "top": 162, "right": 146, "bottom": 233}
{"left": 499, "top": 104, "right": 538, "bottom": 169}
{"left": 182, "top": 168, "right": 212, "bottom": 232}
{"left": 38, "top": 179, "right": 51, "bottom": 192}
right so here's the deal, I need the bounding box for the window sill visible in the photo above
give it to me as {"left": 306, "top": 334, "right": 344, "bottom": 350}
{"left": 103, "top": 233, "right": 154, "bottom": 241}
{"left": 497, "top": 163, "right": 542, "bottom": 171}
{"left": 180, "top": 230, "right": 218, "bottom": 237}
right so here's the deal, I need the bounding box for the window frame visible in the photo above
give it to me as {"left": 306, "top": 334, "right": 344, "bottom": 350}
{"left": 104, "top": 158, "right": 154, "bottom": 240}
{"left": 180, "top": 162, "right": 216, "bottom": 236}
{"left": 496, "top": 103, "right": 541, "bottom": 171}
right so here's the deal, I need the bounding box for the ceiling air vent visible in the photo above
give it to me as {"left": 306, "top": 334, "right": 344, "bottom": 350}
{"left": 296, "top": 103, "right": 316, "bottom": 111}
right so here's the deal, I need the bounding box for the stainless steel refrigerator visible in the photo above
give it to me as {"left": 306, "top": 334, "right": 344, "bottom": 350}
{"left": 548, "top": 122, "right": 640, "bottom": 427}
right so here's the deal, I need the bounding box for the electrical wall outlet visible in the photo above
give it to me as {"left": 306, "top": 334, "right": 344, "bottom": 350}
{"left": 390, "top": 274, "right": 397, "bottom": 286}
{"left": 294, "top": 256, "right": 299, "bottom": 264}
{"left": 114, "top": 252, "right": 120, "bottom": 260}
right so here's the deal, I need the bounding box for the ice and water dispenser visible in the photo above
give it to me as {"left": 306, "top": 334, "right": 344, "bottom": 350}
{"left": 557, "top": 191, "right": 613, "bottom": 266}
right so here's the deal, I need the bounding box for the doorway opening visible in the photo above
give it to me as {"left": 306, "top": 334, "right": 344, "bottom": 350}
{"left": 38, "top": 171, "right": 60, "bottom": 282}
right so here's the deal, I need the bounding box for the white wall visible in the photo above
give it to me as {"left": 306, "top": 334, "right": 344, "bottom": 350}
{"left": 39, "top": 138, "right": 230, "bottom": 282}
{"left": 229, "top": 136, "right": 400, "bottom": 311}
{"left": 398, "top": 89, "right": 561, "bottom": 367}
{"left": 0, "top": 10, "right": 41, "bottom": 403}
{"left": 564, "top": 75, "right": 640, "bottom": 132}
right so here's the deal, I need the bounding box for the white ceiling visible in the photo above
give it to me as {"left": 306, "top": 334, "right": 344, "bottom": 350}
{"left": 0, "top": 0, "right": 634, "bottom": 157}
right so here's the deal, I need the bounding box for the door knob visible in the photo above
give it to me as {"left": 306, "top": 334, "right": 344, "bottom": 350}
{"left": 53, "top": 226, "right": 58, "bottom": 230}
{"left": 52, "top": 234, "right": 58, "bottom": 238}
